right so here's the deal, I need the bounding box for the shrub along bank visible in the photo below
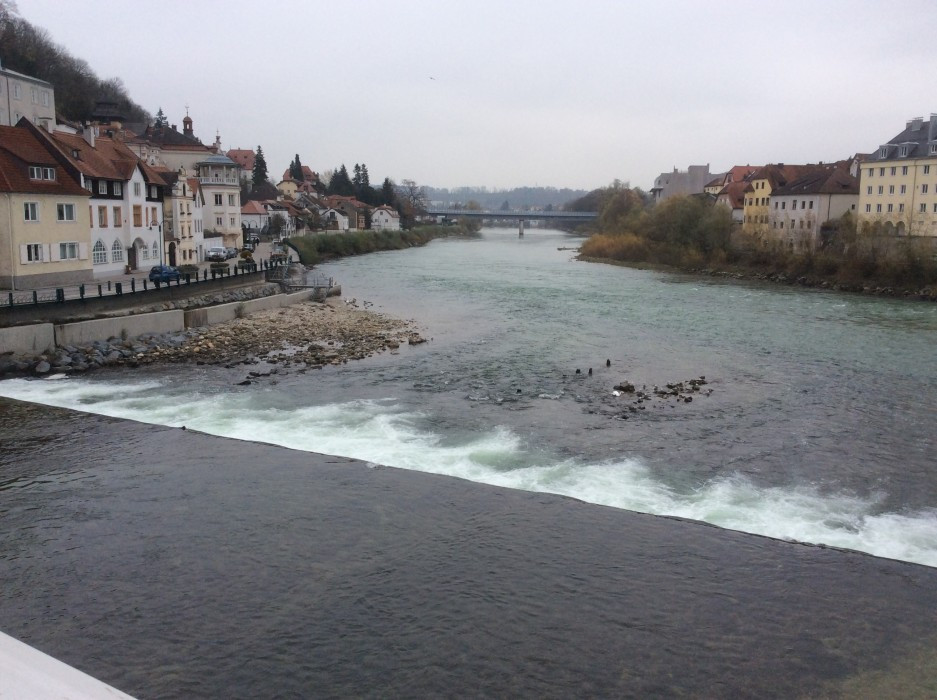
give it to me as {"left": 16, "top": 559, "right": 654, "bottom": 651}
{"left": 577, "top": 186, "right": 937, "bottom": 298}
{"left": 284, "top": 223, "right": 479, "bottom": 265}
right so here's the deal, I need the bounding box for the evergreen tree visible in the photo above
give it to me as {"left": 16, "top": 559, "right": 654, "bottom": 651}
{"left": 327, "top": 164, "right": 354, "bottom": 197}
{"left": 252, "top": 145, "right": 269, "bottom": 187}
{"left": 381, "top": 177, "right": 396, "bottom": 206}
{"left": 352, "top": 164, "right": 362, "bottom": 190}
{"left": 360, "top": 164, "right": 370, "bottom": 190}
{"left": 290, "top": 154, "right": 303, "bottom": 181}
{"left": 154, "top": 107, "right": 168, "bottom": 128}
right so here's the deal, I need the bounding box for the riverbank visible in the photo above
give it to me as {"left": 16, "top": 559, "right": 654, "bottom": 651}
{"left": 0, "top": 297, "right": 425, "bottom": 379}
{"left": 579, "top": 253, "right": 937, "bottom": 301}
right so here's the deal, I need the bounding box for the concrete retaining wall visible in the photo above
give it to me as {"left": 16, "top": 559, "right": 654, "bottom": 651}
{"left": 184, "top": 289, "right": 318, "bottom": 328}
{"left": 0, "top": 323, "right": 55, "bottom": 356}
{"left": 54, "top": 310, "right": 185, "bottom": 347}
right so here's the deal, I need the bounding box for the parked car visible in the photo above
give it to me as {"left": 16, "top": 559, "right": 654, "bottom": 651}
{"left": 225, "top": 247, "right": 238, "bottom": 259}
{"left": 148, "top": 265, "right": 182, "bottom": 283}
{"left": 206, "top": 247, "right": 227, "bottom": 262}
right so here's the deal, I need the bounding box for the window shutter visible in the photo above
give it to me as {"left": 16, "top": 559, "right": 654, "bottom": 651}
{"left": 79, "top": 242, "right": 88, "bottom": 260}
{"left": 43, "top": 243, "right": 52, "bottom": 262}
{"left": 19, "top": 244, "right": 28, "bottom": 264}
{"left": 50, "top": 243, "right": 61, "bottom": 261}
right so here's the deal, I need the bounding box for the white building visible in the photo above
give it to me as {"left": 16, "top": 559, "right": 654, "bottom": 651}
{"left": 371, "top": 205, "right": 401, "bottom": 231}
{"left": 0, "top": 59, "right": 55, "bottom": 130}
{"left": 768, "top": 167, "right": 858, "bottom": 250}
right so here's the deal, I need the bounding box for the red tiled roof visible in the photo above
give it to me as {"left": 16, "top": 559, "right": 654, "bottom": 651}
{"left": 0, "top": 125, "right": 88, "bottom": 196}
{"left": 227, "top": 148, "right": 255, "bottom": 171}
{"left": 241, "top": 200, "right": 266, "bottom": 215}
{"left": 50, "top": 131, "right": 140, "bottom": 181}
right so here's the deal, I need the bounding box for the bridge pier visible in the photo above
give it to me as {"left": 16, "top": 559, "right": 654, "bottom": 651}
{"left": 518, "top": 219, "right": 525, "bottom": 236}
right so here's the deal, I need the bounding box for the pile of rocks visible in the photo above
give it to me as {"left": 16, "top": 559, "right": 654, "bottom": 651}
{"left": 611, "top": 376, "right": 712, "bottom": 416}
{"left": 0, "top": 299, "right": 425, "bottom": 379}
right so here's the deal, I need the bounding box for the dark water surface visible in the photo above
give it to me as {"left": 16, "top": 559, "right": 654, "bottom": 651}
{"left": 2, "top": 401, "right": 937, "bottom": 698}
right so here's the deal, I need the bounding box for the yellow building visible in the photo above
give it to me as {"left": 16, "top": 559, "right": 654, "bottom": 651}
{"left": 857, "top": 114, "right": 937, "bottom": 237}
{"left": 742, "top": 164, "right": 821, "bottom": 237}
{"left": 0, "top": 123, "right": 92, "bottom": 288}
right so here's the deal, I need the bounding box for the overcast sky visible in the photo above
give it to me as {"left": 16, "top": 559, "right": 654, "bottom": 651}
{"left": 13, "top": 0, "right": 937, "bottom": 192}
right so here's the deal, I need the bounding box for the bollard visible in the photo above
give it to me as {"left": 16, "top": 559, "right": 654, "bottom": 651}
{"left": 107, "top": 280, "right": 112, "bottom": 291}
{"left": 143, "top": 279, "right": 147, "bottom": 291}
{"left": 130, "top": 278, "right": 136, "bottom": 293}
{"left": 185, "top": 273, "right": 191, "bottom": 284}
{"left": 32, "top": 290, "right": 38, "bottom": 304}
{"left": 8, "top": 292, "right": 13, "bottom": 308}
{"left": 79, "top": 283, "right": 85, "bottom": 299}
{"left": 98, "top": 284, "right": 103, "bottom": 297}
{"left": 203, "top": 269, "right": 208, "bottom": 281}
{"left": 115, "top": 282, "right": 122, "bottom": 295}
{"left": 56, "top": 288, "right": 64, "bottom": 303}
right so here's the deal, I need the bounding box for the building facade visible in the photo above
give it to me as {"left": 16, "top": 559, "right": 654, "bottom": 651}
{"left": 857, "top": 114, "right": 937, "bottom": 238}
{"left": 0, "top": 59, "right": 55, "bottom": 130}
{"left": 649, "top": 165, "right": 712, "bottom": 203}
{"left": 768, "top": 168, "right": 858, "bottom": 250}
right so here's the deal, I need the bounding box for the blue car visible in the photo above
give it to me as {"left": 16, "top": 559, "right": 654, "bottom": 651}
{"left": 148, "top": 265, "right": 182, "bottom": 283}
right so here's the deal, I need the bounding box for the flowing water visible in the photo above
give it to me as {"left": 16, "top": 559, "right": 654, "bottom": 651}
{"left": 3, "top": 228, "right": 937, "bottom": 566}
{"left": 5, "top": 228, "right": 937, "bottom": 696}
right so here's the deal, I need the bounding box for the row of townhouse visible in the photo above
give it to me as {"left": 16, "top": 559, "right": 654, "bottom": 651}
{"left": 667, "top": 113, "right": 937, "bottom": 251}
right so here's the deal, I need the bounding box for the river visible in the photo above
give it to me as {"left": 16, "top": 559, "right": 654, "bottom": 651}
{"left": 5, "top": 228, "right": 937, "bottom": 696}
{"left": 3, "top": 228, "right": 936, "bottom": 565}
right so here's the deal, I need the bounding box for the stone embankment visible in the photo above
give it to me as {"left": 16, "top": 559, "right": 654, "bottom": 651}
{"left": 695, "top": 268, "right": 937, "bottom": 300}
{"left": 0, "top": 298, "right": 426, "bottom": 379}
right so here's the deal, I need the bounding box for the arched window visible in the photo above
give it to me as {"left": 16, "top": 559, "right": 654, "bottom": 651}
{"left": 92, "top": 239, "right": 107, "bottom": 264}
{"left": 141, "top": 242, "right": 150, "bottom": 260}
{"left": 111, "top": 239, "right": 124, "bottom": 262}
{"left": 152, "top": 240, "right": 159, "bottom": 259}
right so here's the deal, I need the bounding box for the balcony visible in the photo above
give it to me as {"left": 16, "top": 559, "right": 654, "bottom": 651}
{"left": 199, "top": 176, "right": 239, "bottom": 186}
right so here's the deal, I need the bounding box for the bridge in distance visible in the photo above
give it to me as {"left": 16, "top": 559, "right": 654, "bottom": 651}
{"left": 425, "top": 208, "right": 596, "bottom": 234}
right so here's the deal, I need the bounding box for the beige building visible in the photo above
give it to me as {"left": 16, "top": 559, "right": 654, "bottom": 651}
{"left": 0, "top": 123, "right": 92, "bottom": 288}
{"left": 768, "top": 167, "right": 858, "bottom": 250}
{"left": 0, "top": 59, "right": 55, "bottom": 130}
{"left": 857, "top": 114, "right": 937, "bottom": 238}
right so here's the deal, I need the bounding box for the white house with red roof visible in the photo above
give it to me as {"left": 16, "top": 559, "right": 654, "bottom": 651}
{"left": 371, "top": 205, "right": 401, "bottom": 231}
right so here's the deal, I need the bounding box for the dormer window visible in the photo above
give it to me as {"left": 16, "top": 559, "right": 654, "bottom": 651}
{"left": 98, "top": 181, "right": 107, "bottom": 195}
{"left": 28, "top": 166, "right": 55, "bottom": 180}
{"left": 899, "top": 145, "right": 909, "bottom": 157}
{"left": 931, "top": 143, "right": 937, "bottom": 155}
{"left": 880, "top": 147, "right": 889, "bottom": 158}
{"left": 113, "top": 182, "right": 122, "bottom": 197}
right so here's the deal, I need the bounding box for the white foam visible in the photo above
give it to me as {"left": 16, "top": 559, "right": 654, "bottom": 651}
{"left": 3, "top": 377, "right": 936, "bottom": 567}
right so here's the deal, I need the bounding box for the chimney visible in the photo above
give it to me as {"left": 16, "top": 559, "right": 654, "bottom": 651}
{"left": 929, "top": 114, "right": 937, "bottom": 142}
{"left": 171, "top": 124, "right": 177, "bottom": 131}
{"left": 82, "top": 125, "right": 95, "bottom": 148}
{"left": 910, "top": 116, "right": 924, "bottom": 131}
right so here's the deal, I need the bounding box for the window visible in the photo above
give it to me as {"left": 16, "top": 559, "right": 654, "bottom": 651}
{"left": 133, "top": 205, "right": 142, "bottom": 227}
{"left": 901, "top": 185, "right": 907, "bottom": 194}
{"left": 113, "top": 182, "right": 122, "bottom": 197}
{"left": 876, "top": 204, "right": 882, "bottom": 213}
{"left": 12, "top": 83, "right": 20, "bottom": 99}
{"left": 57, "top": 203, "right": 75, "bottom": 221}
{"left": 891, "top": 167, "right": 897, "bottom": 175}
{"left": 868, "top": 168, "right": 874, "bottom": 176}
{"left": 809, "top": 201, "right": 814, "bottom": 209}
{"left": 887, "top": 204, "right": 893, "bottom": 213}
{"left": 924, "top": 185, "right": 930, "bottom": 194}
{"left": 24, "top": 243, "right": 42, "bottom": 262}
{"left": 230, "top": 216, "right": 235, "bottom": 227}
{"left": 865, "top": 204, "right": 871, "bottom": 213}
{"left": 792, "top": 200, "right": 798, "bottom": 210}
{"left": 898, "top": 203, "right": 904, "bottom": 212}
{"left": 899, "top": 147, "right": 908, "bottom": 157}
{"left": 151, "top": 241, "right": 158, "bottom": 259}
{"left": 867, "top": 186, "right": 872, "bottom": 195}
{"left": 141, "top": 243, "right": 149, "bottom": 260}
{"left": 903, "top": 166, "right": 909, "bottom": 175}
{"left": 134, "top": 182, "right": 141, "bottom": 197}
{"left": 889, "top": 185, "right": 895, "bottom": 194}
{"left": 59, "top": 242, "right": 78, "bottom": 260}
{"left": 925, "top": 165, "right": 931, "bottom": 175}
{"left": 781, "top": 202, "right": 786, "bottom": 209}
{"left": 98, "top": 181, "right": 107, "bottom": 195}
{"left": 150, "top": 206, "right": 157, "bottom": 225}
{"left": 228, "top": 194, "right": 236, "bottom": 206}
{"left": 149, "top": 185, "right": 156, "bottom": 198}
{"left": 878, "top": 186, "right": 883, "bottom": 195}
{"left": 30, "top": 87, "right": 38, "bottom": 104}
{"left": 879, "top": 168, "right": 885, "bottom": 176}
{"left": 933, "top": 203, "right": 937, "bottom": 213}
{"left": 24, "top": 202, "right": 39, "bottom": 221}
{"left": 774, "top": 202, "right": 778, "bottom": 209}
{"left": 779, "top": 221, "right": 784, "bottom": 229}
{"left": 214, "top": 194, "right": 222, "bottom": 206}
{"left": 113, "top": 206, "right": 121, "bottom": 226}
{"left": 921, "top": 203, "right": 927, "bottom": 213}
{"left": 180, "top": 201, "right": 185, "bottom": 214}
{"left": 216, "top": 216, "right": 222, "bottom": 226}
{"left": 931, "top": 144, "right": 937, "bottom": 155}
{"left": 98, "top": 206, "right": 108, "bottom": 227}
{"left": 28, "top": 165, "right": 41, "bottom": 179}
{"left": 110, "top": 239, "right": 123, "bottom": 262}
{"left": 42, "top": 167, "right": 54, "bottom": 180}
{"left": 41, "top": 91, "right": 49, "bottom": 107}
{"left": 92, "top": 240, "right": 107, "bottom": 264}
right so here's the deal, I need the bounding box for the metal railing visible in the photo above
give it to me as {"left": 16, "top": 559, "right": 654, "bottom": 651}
{"left": 4, "top": 257, "right": 290, "bottom": 309}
